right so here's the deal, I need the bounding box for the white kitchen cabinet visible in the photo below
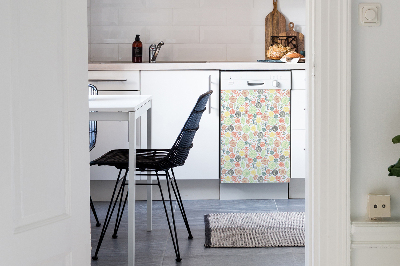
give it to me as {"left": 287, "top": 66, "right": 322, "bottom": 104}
{"left": 88, "top": 71, "right": 141, "bottom": 180}
{"left": 292, "top": 70, "right": 306, "bottom": 90}
{"left": 291, "top": 70, "right": 306, "bottom": 179}
{"left": 291, "top": 90, "right": 306, "bottom": 130}
{"left": 88, "top": 71, "right": 140, "bottom": 91}
{"left": 291, "top": 129, "right": 306, "bottom": 178}
{"left": 141, "top": 70, "right": 219, "bottom": 180}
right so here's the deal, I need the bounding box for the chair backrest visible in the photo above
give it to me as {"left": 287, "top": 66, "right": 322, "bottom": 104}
{"left": 89, "top": 84, "right": 98, "bottom": 151}
{"left": 163, "top": 90, "right": 213, "bottom": 169}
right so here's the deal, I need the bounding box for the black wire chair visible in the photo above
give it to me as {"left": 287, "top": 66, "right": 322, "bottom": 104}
{"left": 90, "top": 90, "right": 213, "bottom": 262}
{"left": 89, "top": 84, "right": 101, "bottom": 227}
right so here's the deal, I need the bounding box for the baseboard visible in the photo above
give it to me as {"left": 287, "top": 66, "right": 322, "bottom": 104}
{"left": 91, "top": 179, "right": 306, "bottom": 201}
{"left": 289, "top": 178, "right": 305, "bottom": 198}
{"left": 351, "top": 220, "right": 400, "bottom": 266}
{"left": 220, "top": 183, "right": 289, "bottom": 200}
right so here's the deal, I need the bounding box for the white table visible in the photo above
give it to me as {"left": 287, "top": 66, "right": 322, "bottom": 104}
{"left": 89, "top": 95, "right": 152, "bottom": 266}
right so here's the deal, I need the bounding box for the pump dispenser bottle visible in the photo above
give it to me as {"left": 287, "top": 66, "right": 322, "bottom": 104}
{"left": 132, "top": 35, "right": 142, "bottom": 63}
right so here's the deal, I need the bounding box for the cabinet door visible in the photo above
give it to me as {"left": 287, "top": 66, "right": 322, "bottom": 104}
{"left": 141, "top": 70, "right": 219, "bottom": 180}
{"left": 291, "top": 129, "right": 306, "bottom": 179}
{"left": 291, "top": 70, "right": 306, "bottom": 179}
{"left": 291, "top": 90, "right": 306, "bottom": 130}
{"left": 292, "top": 70, "right": 306, "bottom": 90}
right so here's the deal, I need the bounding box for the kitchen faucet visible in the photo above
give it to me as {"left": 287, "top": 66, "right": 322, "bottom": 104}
{"left": 149, "top": 41, "right": 164, "bottom": 63}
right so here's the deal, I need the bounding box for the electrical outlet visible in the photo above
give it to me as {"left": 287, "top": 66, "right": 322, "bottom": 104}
{"left": 368, "top": 194, "right": 391, "bottom": 219}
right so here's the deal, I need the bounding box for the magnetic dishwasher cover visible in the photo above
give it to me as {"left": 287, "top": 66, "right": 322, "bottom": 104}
{"left": 220, "top": 71, "right": 291, "bottom": 183}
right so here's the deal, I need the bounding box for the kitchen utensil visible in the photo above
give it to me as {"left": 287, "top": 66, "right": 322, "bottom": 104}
{"left": 279, "top": 22, "right": 304, "bottom": 52}
{"left": 265, "top": 0, "right": 287, "bottom": 59}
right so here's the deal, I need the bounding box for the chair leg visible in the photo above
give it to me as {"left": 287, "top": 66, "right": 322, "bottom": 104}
{"left": 112, "top": 178, "right": 128, "bottom": 239}
{"left": 90, "top": 196, "right": 101, "bottom": 227}
{"left": 156, "top": 171, "right": 182, "bottom": 262}
{"left": 92, "top": 169, "right": 128, "bottom": 261}
{"left": 168, "top": 169, "right": 193, "bottom": 239}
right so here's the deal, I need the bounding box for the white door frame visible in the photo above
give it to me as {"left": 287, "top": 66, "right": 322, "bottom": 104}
{"left": 306, "top": 0, "right": 351, "bottom": 265}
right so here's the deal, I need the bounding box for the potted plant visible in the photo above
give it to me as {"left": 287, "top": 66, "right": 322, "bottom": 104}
{"left": 388, "top": 135, "right": 400, "bottom": 176}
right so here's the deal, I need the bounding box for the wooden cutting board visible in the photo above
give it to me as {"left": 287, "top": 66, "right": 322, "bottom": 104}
{"left": 280, "top": 22, "right": 304, "bottom": 52}
{"left": 265, "top": 0, "right": 286, "bottom": 59}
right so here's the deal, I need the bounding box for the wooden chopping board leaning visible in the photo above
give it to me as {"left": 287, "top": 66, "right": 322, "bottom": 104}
{"left": 280, "top": 22, "right": 304, "bottom": 53}
{"left": 265, "top": 0, "right": 286, "bottom": 59}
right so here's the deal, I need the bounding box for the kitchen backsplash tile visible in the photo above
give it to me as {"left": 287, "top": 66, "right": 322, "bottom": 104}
{"left": 146, "top": 0, "right": 199, "bottom": 9}
{"left": 91, "top": 26, "right": 146, "bottom": 43}
{"left": 227, "top": 8, "right": 267, "bottom": 26}
{"left": 118, "top": 44, "right": 132, "bottom": 61}
{"left": 91, "top": 0, "right": 146, "bottom": 8}
{"left": 91, "top": 7, "right": 118, "bottom": 26}
{"left": 199, "top": 0, "right": 228, "bottom": 9}
{"left": 227, "top": 43, "right": 264, "bottom": 61}
{"left": 91, "top": 44, "right": 119, "bottom": 62}
{"left": 253, "top": 0, "right": 306, "bottom": 24}
{"left": 119, "top": 8, "right": 173, "bottom": 26}
{"left": 200, "top": 26, "right": 252, "bottom": 44}
{"left": 147, "top": 26, "right": 199, "bottom": 44}
{"left": 173, "top": 44, "right": 226, "bottom": 61}
{"left": 88, "top": 0, "right": 305, "bottom": 62}
{"left": 200, "top": 0, "right": 253, "bottom": 9}
{"left": 222, "top": 0, "right": 254, "bottom": 8}
{"left": 173, "top": 8, "right": 226, "bottom": 26}
{"left": 251, "top": 26, "right": 266, "bottom": 44}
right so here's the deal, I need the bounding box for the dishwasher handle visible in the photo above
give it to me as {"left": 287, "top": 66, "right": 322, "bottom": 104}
{"left": 247, "top": 81, "right": 265, "bottom": 86}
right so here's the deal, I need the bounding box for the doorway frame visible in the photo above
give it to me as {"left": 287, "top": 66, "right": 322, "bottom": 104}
{"left": 306, "top": 0, "right": 351, "bottom": 265}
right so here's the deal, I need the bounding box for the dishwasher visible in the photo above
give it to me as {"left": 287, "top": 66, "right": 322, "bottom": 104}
{"left": 220, "top": 71, "right": 291, "bottom": 184}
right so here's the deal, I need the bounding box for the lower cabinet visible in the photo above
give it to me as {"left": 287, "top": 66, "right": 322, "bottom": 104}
{"left": 291, "top": 70, "right": 306, "bottom": 179}
{"left": 88, "top": 69, "right": 305, "bottom": 186}
{"left": 141, "top": 70, "right": 220, "bottom": 180}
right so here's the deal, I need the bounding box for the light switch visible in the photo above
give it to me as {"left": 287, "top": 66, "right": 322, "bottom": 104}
{"left": 359, "top": 3, "right": 381, "bottom": 26}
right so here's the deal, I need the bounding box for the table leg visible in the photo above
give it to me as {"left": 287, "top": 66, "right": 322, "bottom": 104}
{"left": 147, "top": 105, "right": 153, "bottom": 232}
{"left": 128, "top": 112, "right": 136, "bottom": 266}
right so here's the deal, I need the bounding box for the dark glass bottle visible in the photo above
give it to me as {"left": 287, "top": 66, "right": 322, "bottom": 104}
{"left": 132, "top": 35, "right": 142, "bottom": 63}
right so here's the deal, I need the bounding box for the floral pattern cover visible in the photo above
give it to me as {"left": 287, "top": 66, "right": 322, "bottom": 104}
{"left": 220, "top": 89, "right": 290, "bottom": 183}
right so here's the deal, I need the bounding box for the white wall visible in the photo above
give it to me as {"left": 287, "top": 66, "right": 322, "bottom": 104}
{"left": 87, "top": 0, "right": 305, "bottom": 62}
{"left": 351, "top": 1, "right": 400, "bottom": 264}
{"left": 351, "top": 0, "right": 400, "bottom": 220}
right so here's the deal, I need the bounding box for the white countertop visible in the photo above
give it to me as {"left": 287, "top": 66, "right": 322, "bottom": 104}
{"left": 89, "top": 62, "right": 306, "bottom": 71}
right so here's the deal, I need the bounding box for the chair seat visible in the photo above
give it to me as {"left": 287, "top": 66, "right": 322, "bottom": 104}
{"left": 90, "top": 148, "right": 172, "bottom": 171}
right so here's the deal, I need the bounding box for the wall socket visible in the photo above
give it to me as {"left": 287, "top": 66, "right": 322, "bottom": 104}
{"left": 367, "top": 194, "right": 391, "bottom": 220}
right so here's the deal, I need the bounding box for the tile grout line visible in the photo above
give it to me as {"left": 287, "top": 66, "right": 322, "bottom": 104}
{"left": 273, "top": 199, "right": 279, "bottom": 212}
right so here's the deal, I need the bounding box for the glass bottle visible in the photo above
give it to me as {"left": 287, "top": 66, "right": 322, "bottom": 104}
{"left": 132, "top": 35, "right": 142, "bottom": 63}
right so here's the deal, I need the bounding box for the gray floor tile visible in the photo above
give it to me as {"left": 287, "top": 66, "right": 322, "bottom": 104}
{"left": 91, "top": 199, "right": 305, "bottom": 266}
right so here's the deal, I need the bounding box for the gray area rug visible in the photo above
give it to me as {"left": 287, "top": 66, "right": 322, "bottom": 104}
{"left": 204, "top": 212, "right": 305, "bottom": 248}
